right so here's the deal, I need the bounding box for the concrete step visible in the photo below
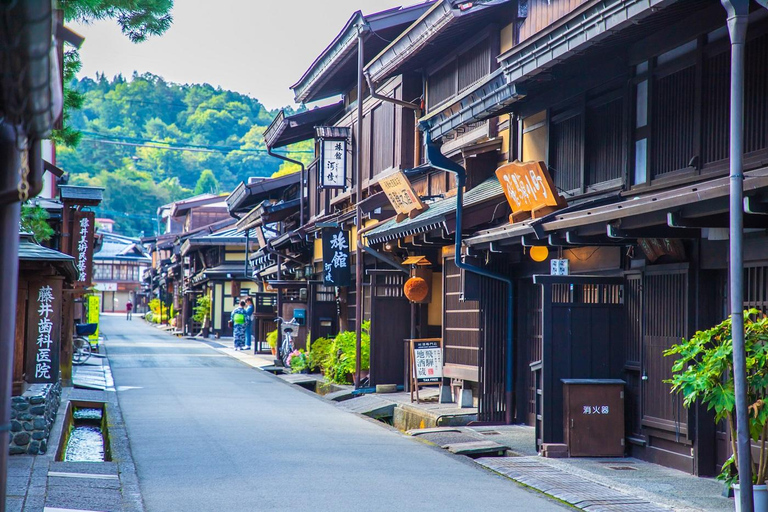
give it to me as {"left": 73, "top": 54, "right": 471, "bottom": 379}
{"left": 337, "top": 395, "right": 396, "bottom": 420}
{"left": 443, "top": 440, "right": 508, "bottom": 457}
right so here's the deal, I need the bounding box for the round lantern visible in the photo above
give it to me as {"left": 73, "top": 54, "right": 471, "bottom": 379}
{"left": 529, "top": 246, "right": 549, "bottom": 262}
{"left": 404, "top": 276, "right": 429, "bottom": 302}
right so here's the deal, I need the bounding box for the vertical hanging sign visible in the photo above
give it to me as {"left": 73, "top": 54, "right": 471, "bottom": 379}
{"left": 26, "top": 279, "right": 62, "bottom": 384}
{"left": 322, "top": 228, "right": 350, "bottom": 287}
{"left": 320, "top": 138, "right": 347, "bottom": 189}
{"left": 72, "top": 210, "right": 95, "bottom": 288}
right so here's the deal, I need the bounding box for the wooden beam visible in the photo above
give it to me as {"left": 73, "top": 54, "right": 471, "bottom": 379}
{"left": 606, "top": 223, "right": 700, "bottom": 240}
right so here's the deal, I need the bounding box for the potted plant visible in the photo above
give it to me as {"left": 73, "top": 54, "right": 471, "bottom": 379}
{"left": 665, "top": 309, "right": 768, "bottom": 510}
{"left": 287, "top": 349, "right": 309, "bottom": 373}
{"left": 266, "top": 329, "right": 278, "bottom": 356}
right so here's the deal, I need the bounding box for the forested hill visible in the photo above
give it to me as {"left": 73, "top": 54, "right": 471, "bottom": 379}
{"left": 58, "top": 73, "right": 311, "bottom": 237}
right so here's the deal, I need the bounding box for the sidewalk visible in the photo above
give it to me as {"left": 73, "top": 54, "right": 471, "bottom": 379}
{"left": 5, "top": 344, "right": 143, "bottom": 512}
{"left": 191, "top": 332, "right": 734, "bottom": 512}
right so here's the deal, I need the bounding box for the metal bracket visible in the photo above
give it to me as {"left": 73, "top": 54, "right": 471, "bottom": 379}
{"left": 744, "top": 196, "right": 768, "bottom": 215}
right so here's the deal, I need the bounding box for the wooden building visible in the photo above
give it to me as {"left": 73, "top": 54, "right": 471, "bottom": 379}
{"left": 440, "top": 0, "right": 768, "bottom": 475}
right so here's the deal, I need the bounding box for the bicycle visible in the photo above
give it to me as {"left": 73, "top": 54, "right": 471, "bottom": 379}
{"left": 274, "top": 317, "right": 300, "bottom": 367}
{"left": 72, "top": 336, "right": 92, "bottom": 365}
{"left": 73, "top": 323, "right": 98, "bottom": 366}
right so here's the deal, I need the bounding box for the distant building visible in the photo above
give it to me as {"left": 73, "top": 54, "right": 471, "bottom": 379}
{"left": 95, "top": 218, "right": 115, "bottom": 233}
{"left": 93, "top": 232, "right": 151, "bottom": 312}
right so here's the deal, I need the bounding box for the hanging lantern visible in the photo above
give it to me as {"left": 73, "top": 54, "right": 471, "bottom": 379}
{"left": 529, "top": 245, "right": 549, "bottom": 262}
{"left": 404, "top": 276, "right": 429, "bottom": 303}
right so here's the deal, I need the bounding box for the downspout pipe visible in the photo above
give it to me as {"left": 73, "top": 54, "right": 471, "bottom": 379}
{"left": 722, "top": 1, "right": 752, "bottom": 509}
{"left": 268, "top": 148, "right": 305, "bottom": 227}
{"left": 423, "top": 131, "right": 515, "bottom": 425}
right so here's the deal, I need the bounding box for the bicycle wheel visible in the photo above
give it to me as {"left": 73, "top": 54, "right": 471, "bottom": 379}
{"left": 72, "top": 337, "right": 92, "bottom": 365}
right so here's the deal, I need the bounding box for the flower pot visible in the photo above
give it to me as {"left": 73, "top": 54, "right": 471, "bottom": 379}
{"left": 734, "top": 484, "right": 768, "bottom": 511}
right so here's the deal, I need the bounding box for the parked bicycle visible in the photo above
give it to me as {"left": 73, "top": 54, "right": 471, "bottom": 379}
{"left": 274, "top": 317, "right": 300, "bottom": 367}
{"left": 73, "top": 323, "right": 97, "bottom": 365}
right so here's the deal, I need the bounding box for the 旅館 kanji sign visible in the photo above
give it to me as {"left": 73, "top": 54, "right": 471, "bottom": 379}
{"left": 495, "top": 161, "right": 566, "bottom": 222}
{"left": 25, "top": 279, "right": 63, "bottom": 384}
{"left": 321, "top": 227, "right": 350, "bottom": 287}
{"left": 317, "top": 126, "right": 350, "bottom": 190}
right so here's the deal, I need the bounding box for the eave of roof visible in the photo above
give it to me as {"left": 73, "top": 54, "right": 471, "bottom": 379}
{"left": 264, "top": 102, "right": 343, "bottom": 149}
{"left": 365, "top": 0, "right": 511, "bottom": 84}
{"left": 226, "top": 173, "right": 301, "bottom": 214}
{"left": 291, "top": 2, "right": 435, "bottom": 104}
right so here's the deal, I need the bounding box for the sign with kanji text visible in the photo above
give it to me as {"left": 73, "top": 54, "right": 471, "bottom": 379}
{"left": 322, "top": 228, "right": 350, "bottom": 286}
{"left": 550, "top": 258, "right": 570, "bottom": 276}
{"left": 412, "top": 339, "right": 442, "bottom": 383}
{"left": 495, "top": 161, "right": 566, "bottom": 220}
{"left": 71, "top": 210, "right": 95, "bottom": 288}
{"left": 378, "top": 170, "right": 427, "bottom": 221}
{"left": 25, "top": 279, "right": 62, "bottom": 384}
{"left": 320, "top": 139, "right": 347, "bottom": 189}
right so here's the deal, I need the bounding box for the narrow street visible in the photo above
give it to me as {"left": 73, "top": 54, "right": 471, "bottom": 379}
{"left": 102, "top": 314, "right": 567, "bottom": 512}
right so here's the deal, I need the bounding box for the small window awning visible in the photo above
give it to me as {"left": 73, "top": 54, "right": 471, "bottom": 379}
{"left": 264, "top": 103, "right": 343, "bottom": 149}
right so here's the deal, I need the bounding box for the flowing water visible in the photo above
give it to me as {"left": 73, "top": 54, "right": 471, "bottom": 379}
{"left": 63, "top": 407, "right": 107, "bottom": 462}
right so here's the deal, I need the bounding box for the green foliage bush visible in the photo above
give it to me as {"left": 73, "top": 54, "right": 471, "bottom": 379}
{"left": 308, "top": 336, "right": 331, "bottom": 373}
{"left": 192, "top": 295, "right": 211, "bottom": 323}
{"left": 266, "top": 329, "right": 278, "bottom": 350}
{"left": 665, "top": 309, "right": 768, "bottom": 485}
{"left": 20, "top": 203, "right": 54, "bottom": 242}
{"left": 323, "top": 321, "right": 371, "bottom": 384}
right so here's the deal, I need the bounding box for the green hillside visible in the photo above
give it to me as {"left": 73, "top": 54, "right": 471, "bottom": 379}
{"left": 58, "top": 72, "right": 311, "bottom": 236}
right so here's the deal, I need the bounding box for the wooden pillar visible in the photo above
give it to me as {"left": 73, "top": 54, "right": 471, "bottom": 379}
{"left": 13, "top": 279, "right": 28, "bottom": 395}
{"left": 60, "top": 289, "right": 75, "bottom": 387}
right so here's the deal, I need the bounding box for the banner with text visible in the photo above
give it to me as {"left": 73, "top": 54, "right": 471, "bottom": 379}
{"left": 322, "top": 227, "right": 350, "bottom": 287}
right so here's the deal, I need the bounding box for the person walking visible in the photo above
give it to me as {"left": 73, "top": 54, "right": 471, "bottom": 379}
{"left": 244, "top": 297, "right": 254, "bottom": 351}
{"left": 229, "top": 300, "right": 247, "bottom": 350}
{"left": 126, "top": 300, "right": 133, "bottom": 321}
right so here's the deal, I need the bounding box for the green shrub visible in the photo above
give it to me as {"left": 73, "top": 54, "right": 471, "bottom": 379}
{"left": 192, "top": 295, "right": 211, "bottom": 323}
{"left": 324, "top": 321, "right": 370, "bottom": 384}
{"left": 308, "top": 336, "right": 331, "bottom": 373}
{"left": 266, "top": 329, "right": 278, "bottom": 350}
{"left": 288, "top": 349, "right": 309, "bottom": 373}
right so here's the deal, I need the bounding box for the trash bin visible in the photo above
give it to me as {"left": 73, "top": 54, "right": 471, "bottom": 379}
{"left": 562, "top": 379, "right": 625, "bottom": 457}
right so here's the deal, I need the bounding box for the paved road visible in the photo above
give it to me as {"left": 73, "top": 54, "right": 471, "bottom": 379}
{"left": 102, "top": 314, "right": 568, "bottom": 512}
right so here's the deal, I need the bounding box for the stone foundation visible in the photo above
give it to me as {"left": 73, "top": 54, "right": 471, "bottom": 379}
{"left": 8, "top": 382, "right": 61, "bottom": 455}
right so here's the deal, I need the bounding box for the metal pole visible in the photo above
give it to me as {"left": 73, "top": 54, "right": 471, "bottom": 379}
{"left": 722, "top": 1, "right": 751, "bottom": 509}
{"left": 0, "top": 125, "right": 23, "bottom": 512}
{"left": 354, "top": 26, "right": 365, "bottom": 389}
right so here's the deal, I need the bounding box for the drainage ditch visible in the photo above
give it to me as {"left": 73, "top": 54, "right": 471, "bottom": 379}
{"left": 57, "top": 401, "right": 111, "bottom": 462}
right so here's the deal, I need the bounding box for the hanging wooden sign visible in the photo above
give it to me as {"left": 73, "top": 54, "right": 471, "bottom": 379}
{"left": 378, "top": 170, "right": 428, "bottom": 222}
{"left": 71, "top": 210, "right": 95, "bottom": 288}
{"left": 322, "top": 227, "right": 350, "bottom": 287}
{"left": 320, "top": 138, "right": 347, "bottom": 189}
{"left": 495, "top": 160, "right": 566, "bottom": 223}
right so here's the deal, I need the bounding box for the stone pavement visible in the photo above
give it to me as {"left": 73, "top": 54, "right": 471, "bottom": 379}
{"left": 5, "top": 345, "right": 143, "bottom": 512}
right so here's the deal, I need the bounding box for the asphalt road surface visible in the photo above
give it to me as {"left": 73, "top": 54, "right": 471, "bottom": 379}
{"left": 102, "top": 314, "right": 568, "bottom": 512}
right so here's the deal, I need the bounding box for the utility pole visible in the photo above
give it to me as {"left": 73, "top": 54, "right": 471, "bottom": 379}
{"left": 721, "top": 1, "right": 751, "bottom": 510}
{"left": 354, "top": 24, "right": 365, "bottom": 389}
